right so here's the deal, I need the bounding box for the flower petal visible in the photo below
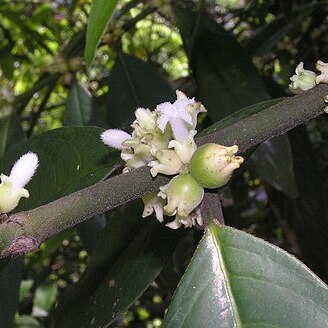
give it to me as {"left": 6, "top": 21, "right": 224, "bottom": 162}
{"left": 101, "top": 129, "right": 131, "bottom": 149}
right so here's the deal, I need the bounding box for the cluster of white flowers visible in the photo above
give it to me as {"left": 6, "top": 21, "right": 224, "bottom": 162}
{"left": 101, "top": 91, "right": 243, "bottom": 229}
{"left": 101, "top": 91, "right": 206, "bottom": 177}
{"left": 289, "top": 60, "right": 328, "bottom": 94}
{"left": 0, "top": 152, "right": 39, "bottom": 213}
{"left": 101, "top": 91, "right": 206, "bottom": 228}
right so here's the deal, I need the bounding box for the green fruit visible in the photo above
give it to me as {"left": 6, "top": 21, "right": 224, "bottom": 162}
{"left": 190, "top": 143, "right": 243, "bottom": 189}
{"left": 164, "top": 174, "right": 204, "bottom": 217}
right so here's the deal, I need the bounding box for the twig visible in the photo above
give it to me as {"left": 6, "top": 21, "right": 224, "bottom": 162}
{"left": 0, "top": 84, "right": 327, "bottom": 257}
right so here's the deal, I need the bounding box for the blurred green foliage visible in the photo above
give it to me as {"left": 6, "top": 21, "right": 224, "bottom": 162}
{"left": 0, "top": 0, "right": 328, "bottom": 327}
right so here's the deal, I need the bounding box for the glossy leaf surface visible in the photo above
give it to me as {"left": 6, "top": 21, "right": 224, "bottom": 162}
{"left": 163, "top": 223, "right": 328, "bottom": 327}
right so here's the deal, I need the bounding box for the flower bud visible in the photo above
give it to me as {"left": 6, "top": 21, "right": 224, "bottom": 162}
{"left": 0, "top": 174, "right": 29, "bottom": 213}
{"left": 101, "top": 129, "right": 131, "bottom": 150}
{"left": 190, "top": 143, "right": 244, "bottom": 189}
{"left": 316, "top": 60, "right": 328, "bottom": 84}
{"left": 0, "top": 152, "right": 39, "bottom": 213}
{"left": 158, "top": 174, "right": 204, "bottom": 217}
{"left": 142, "top": 192, "right": 165, "bottom": 223}
{"left": 289, "top": 62, "right": 317, "bottom": 94}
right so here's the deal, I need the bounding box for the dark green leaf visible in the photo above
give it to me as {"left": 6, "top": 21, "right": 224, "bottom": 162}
{"left": 200, "top": 98, "right": 285, "bottom": 137}
{"left": 53, "top": 201, "right": 185, "bottom": 328}
{"left": 107, "top": 54, "right": 175, "bottom": 128}
{"left": 174, "top": 5, "right": 270, "bottom": 121}
{"left": 0, "top": 127, "right": 120, "bottom": 211}
{"left": 0, "top": 114, "right": 26, "bottom": 326}
{"left": 283, "top": 126, "right": 328, "bottom": 281}
{"left": 84, "top": 0, "right": 119, "bottom": 66}
{"left": 63, "top": 82, "right": 94, "bottom": 126}
{"left": 76, "top": 214, "right": 107, "bottom": 254}
{"left": 248, "top": 135, "right": 298, "bottom": 197}
{"left": 63, "top": 82, "right": 108, "bottom": 253}
{"left": 245, "top": 4, "right": 318, "bottom": 56}
{"left": 163, "top": 223, "right": 328, "bottom": 327}
{"left": 0, "top": 258, "right": 23, "bottom": 328}
{"left": 0, "top": 114, "right": 26, "bottom": 157}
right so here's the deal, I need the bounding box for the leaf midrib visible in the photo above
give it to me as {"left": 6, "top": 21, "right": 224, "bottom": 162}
{"left": 209, "top": 224, "right": 242, "bottom": 327}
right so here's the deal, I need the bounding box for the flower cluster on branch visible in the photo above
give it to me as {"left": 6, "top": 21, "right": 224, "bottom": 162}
{"left": 101, "top": 91, "right": 243, "bottom": 229}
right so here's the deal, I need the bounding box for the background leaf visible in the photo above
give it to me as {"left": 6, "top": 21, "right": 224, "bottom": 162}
{"left": 63, "top": 81, "right": 94, "bottom": 126}
{"left": 0, "top": 114, "right": 26, "bottom": 156}
{"left": 84, "top": 0, "right": 119, "bottom": 66}
{"left": 0, "top": 127, "right": 120, "bottom": 211}
{"left": 63, "top": 81, "right": 108, "bottom": 253}
{"left": 175, "top": 5, "right": 296, "bottom": 198}
{"left": 53, "top": 200, "right": 186, "bottom": 328}
{"left": 0, "top": 258, "right": 23, "bottom": 328}
{"left": 107, "top": 53, "right": 175, "bottom": 128}
{"left": 248, "top": 135, "right": 298, "bottom": 198}
{"left": 163, "top": 223, "right": 328, "bottom": 327}
{"left": 174, "top": 5, "right": 270, "bottom": 121}
{"left": 0, "top": 114, "right": 26, "bottom": 327}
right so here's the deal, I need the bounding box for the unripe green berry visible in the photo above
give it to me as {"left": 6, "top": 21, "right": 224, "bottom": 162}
{"left": 160, "top": 174, "right": 204, "bottom": 217}
{"left": 190, "top": 143, "right": 244, "bottom": 189}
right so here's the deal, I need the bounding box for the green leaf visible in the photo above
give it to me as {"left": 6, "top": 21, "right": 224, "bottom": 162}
{"left": 0, "top": 258, "right": 23, "bottom": 328}
{"left": 0, "top": 115, "right": 26, "bottom": 327}
{"left": 163, "top": 223, "right": 328, "bottom": 327}
{"left": 107, "top": 54, "right": 175, "bottom": 128}
{"left": 248, "top": 135, "right": 298, "bottom": 197}
{"left": 84, "top": 0, "right": 119, "bottom": 67}
{"left": 174, "top": 5, "right": 270, "bottom": 121}
{"left": 63, "top": 82, "right": 94, "bottom": 126}
{"left": 283, "top": 126, "right": 328, "bottom": 281}
{"left": 33, "top": 282, "right": 58, "bottom": 315}
{"left": 14, "top": 315, "right": 43, "bottom": 328}
{"left": 200, "top": 98, "right": 285, "bottom": 136}
{"left": 200, "top": 97, "right": 298, "bottom": 197}
{"left": 0, "top": 127, "right": 120, "bottom": 211}
{"left": 244, "top": 3, "right": 318, "bottom": 56}
{"left": 0, "top": 114, "right": 26, "bottom": 157}
{"left": 53, "top": 201, "right": 185, "bottom": 328}
{"left": 63, "top": 82, "right": 108, "bottom": 253}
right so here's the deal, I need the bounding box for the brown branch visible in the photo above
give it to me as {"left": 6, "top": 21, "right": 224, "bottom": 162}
{"left": 0, "top": 84, "right": 328, "bottom": 257}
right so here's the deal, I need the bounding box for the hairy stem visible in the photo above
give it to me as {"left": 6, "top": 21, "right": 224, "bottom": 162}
{"left": 1, "top": 84, "right": 328, "bottom": 257}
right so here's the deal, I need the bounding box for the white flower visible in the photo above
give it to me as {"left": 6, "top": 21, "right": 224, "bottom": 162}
{"left": 176, "top": 90, "right": 207, "bottom": 129}
{"left": 166, "top": 208, "right": 203, "bottom": 229}
{"left": 156, "top": 96, "right": 194, "bottom": 143}
{"left": 132, "top": 108, "right": 157, "bottom": 137}
{"left": 148, "top": 149, "right": 183, "bottom": 177}
{"left": 142, "top": 193, "right": 166, "bottom": 223}
{"left": 316, "top": 60, "right": 328, "bottom": 84}
{"left": 168, "top": 130, "right": 197, "bottom": 164}
{"left": 289, "top": 62, "right": 317, "bottom": 94}
{"left": 0, "top": 152, "right": 39, "bottom": 213}
{"left": 101, "top": 129, "right": 131, "bottom": 150}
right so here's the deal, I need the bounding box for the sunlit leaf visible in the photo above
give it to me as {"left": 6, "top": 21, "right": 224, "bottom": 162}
{"left": 84, "top": 0, "right": 119, "bottom": 66}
